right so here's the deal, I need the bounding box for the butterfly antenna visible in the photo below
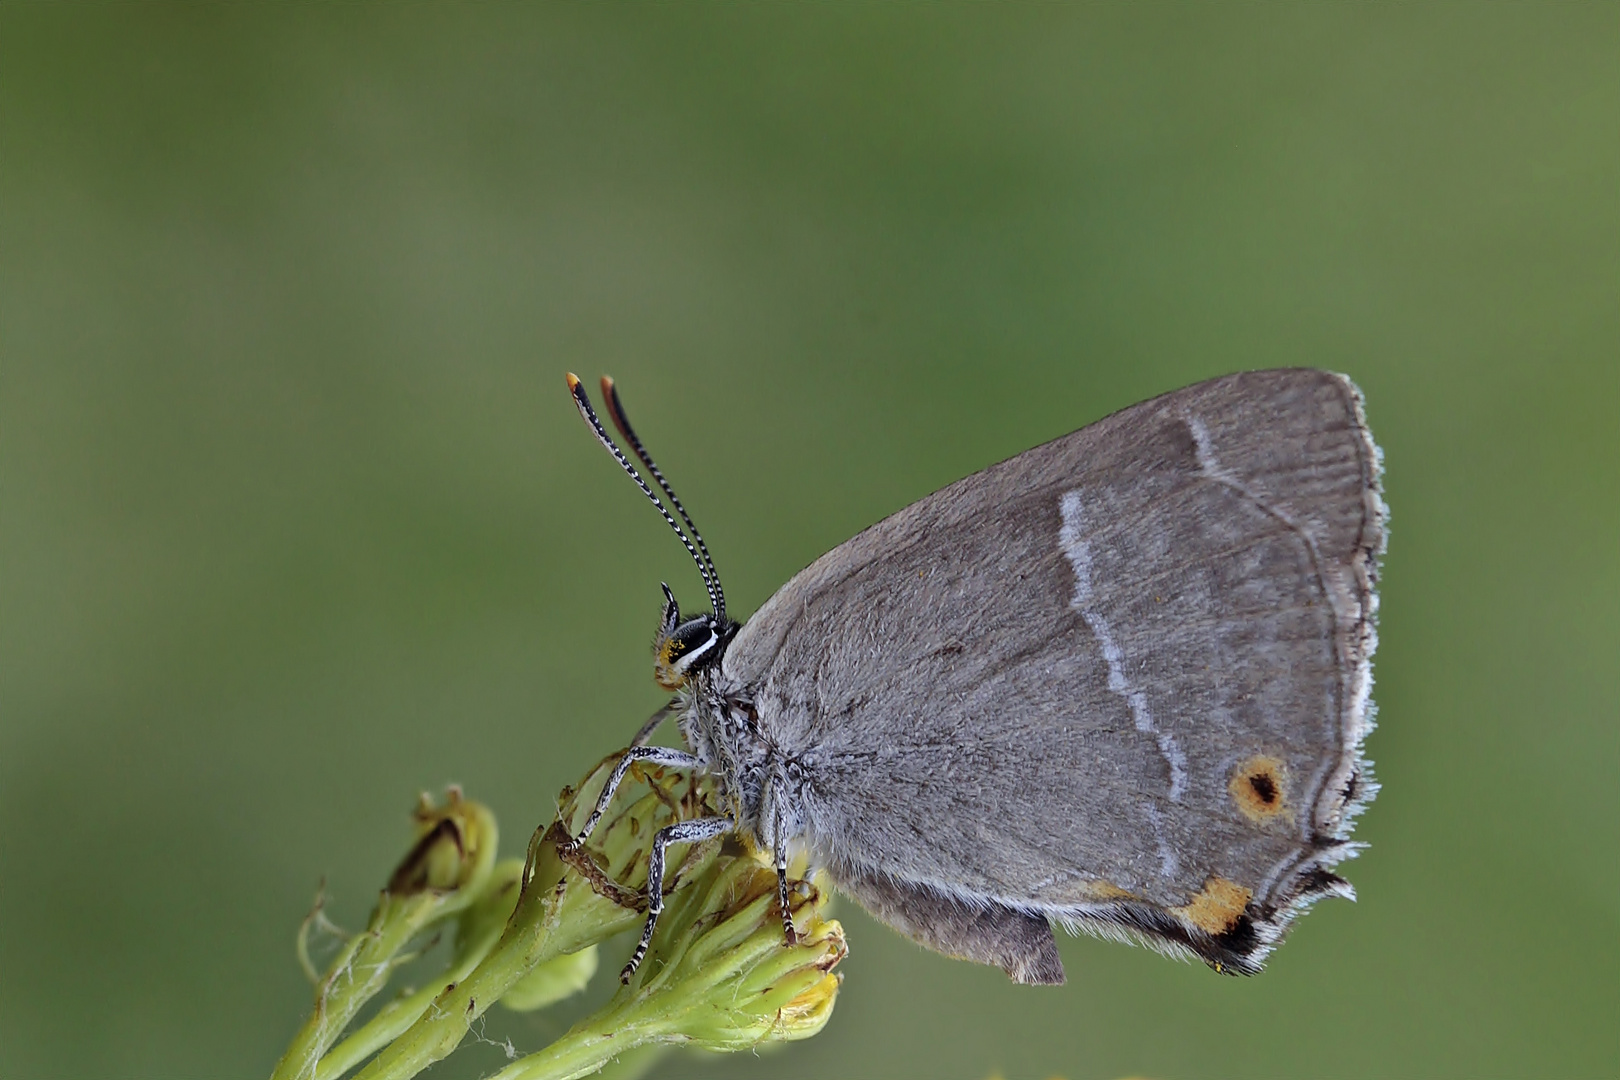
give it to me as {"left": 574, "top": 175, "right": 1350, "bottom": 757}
{"left": 600, "top": 376, "right": 725, "bottom": 622}
{"left": 566, "top": 374, "right": 724, "bottom": 620}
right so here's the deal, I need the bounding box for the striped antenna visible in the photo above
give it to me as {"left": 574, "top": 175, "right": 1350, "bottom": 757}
{"left": 600, "top": 376, "right": 725, "bottom": 621}
{"left": 566, "top": 374, "right": 725, "bottom": 620}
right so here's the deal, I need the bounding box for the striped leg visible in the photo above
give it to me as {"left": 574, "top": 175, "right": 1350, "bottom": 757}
{"left": 629, "top": 701, "right": 677, "bottom": 747}
{"left": 566, "top": 745, "right": 702, "bottom": 849}
{"left": 621, "top": 816, "right": 735, "bottom": 982}
{"left": 774, "top": 802, "right": 798, "bottom": 945}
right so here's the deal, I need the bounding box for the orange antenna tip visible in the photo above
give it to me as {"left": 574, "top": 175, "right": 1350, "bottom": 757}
{"left": 566, "top": 372, "right": 582, "bottom": 391}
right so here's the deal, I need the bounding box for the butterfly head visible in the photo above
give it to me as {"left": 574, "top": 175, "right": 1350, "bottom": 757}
{"left": 653, "top": 583, "right": 734, "bottom": 690}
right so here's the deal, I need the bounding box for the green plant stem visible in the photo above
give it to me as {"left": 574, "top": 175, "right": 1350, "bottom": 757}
{"left": 269, "top": 892, "right": 452, "bottom": 1080}
{"left": 353, "top": 827, "right": 642, "bottom": 1080}
{"left": 312, "top": 908, "right": 506, "bottom": 1080}
{"left": 313, "top": 856, "right": 530, "bottom": 1079}
{"left": 574, "top": 1044, "right": 669, "bottom": 1080}
{"left": 486, "top": 1018, "right": 666, "bottom": 1080}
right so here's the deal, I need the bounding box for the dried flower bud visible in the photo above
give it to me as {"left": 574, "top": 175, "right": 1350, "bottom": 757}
{"left": 388, "top": 787, "right": 497, "bottom": 896}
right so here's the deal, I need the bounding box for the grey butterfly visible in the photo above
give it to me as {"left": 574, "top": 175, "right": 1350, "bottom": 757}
{"left": 564, "top": 368, "right": 1385, "bottom": 985}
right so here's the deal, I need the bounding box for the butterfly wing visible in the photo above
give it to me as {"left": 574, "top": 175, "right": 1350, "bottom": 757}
{"left": 724, "top": 369, "right": 1385, "bottom": 977}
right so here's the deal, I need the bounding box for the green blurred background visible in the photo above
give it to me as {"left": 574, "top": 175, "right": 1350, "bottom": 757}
{"left": 3, "top": 4, "right": 1615, "bottom": 1078}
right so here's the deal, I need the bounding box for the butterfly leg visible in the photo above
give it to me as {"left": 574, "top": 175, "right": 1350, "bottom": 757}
{"left": 622, "top": 815, "right": 734, "bottom": 982}
{"left": 566, "top": 745, "right": 701, "bottom": 849}
{"left": 773, "top": 801, "right": 799, "bottom": 946}
{"left": 629, "top": 700, "right": 678, "bottom": 747}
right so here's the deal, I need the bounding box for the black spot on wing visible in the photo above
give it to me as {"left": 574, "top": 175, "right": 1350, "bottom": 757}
{"left": 1084, "top": 900, "right": 1272, "bottom": 977}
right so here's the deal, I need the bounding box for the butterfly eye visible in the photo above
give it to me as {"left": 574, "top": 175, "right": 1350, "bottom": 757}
{"left": 654, "top": 613, "right": 724, "bottom": 690}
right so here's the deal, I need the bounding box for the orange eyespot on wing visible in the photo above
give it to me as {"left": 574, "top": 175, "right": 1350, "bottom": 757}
{"left": 1229, "top": 755, "right": 1292, "bottom": 824}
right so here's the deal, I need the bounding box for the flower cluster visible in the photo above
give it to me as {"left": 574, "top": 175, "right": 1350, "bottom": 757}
{"left": 269, "top": 756, "right": 844, "bottom": 1080}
